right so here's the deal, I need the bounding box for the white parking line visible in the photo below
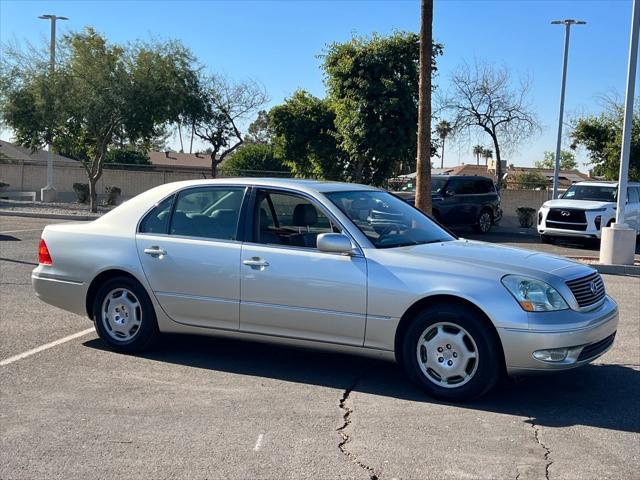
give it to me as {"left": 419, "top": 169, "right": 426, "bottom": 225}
{"left": 0, "top": 328, "right": 95, "bottom": 366}
{"left": 0, "top": 228, "right": 43, "bottom": 235}
{"left": 253, "top": 433, "right": 264, "bottom": 451}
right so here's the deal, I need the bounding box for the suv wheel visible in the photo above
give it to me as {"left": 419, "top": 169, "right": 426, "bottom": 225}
{"left": 400, "top": 304, "right": 502, "bottom": 401}
{"left": 93, "top": 276, "right": 159, "bottom": 353}
{"left": 474, "top": 209, "right": 493, "bottom": 234}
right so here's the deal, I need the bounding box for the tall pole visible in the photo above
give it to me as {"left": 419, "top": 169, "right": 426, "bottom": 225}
{"left": 38, "top": 14, "right": 68, "bottom": 202}
{"left": 415, "top": 0, "right": 433, "bottom": 214}
{"left": 551, "top": 19, "right": 585, "bottom": 199}
{"left": 614, "top": 0, "right": 640, "bottom": 227}
{"left": 600, "top": 1, "right": 639, "bottom": 266}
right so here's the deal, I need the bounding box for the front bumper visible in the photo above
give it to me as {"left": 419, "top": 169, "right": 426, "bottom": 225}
{"left": 498, "top": 295, "right": 619, "bottom": 374}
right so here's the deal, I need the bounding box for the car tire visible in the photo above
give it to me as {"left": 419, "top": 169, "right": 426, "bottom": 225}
{"left": 400, "top": 304, "right": 502, "bottom": 402}
{"left": 92, "top": 275, "right": 159, "bottom": 353}
{"left": 473, "top": 209, "right": 493, "bottom": 234}
{"left": 540, "top": 234, "right": 556, "bottom": 244}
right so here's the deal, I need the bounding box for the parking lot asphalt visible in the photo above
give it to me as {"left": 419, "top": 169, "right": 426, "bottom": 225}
{"left": 1, "top": 215, "right": 639, "bottom": 480}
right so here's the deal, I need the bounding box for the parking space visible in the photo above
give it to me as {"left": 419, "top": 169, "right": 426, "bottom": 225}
{"left": 1, "top": 216, "right": 639, "bottom": 479}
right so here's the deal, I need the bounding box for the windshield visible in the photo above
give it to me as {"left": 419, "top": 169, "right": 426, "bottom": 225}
{"left": 325, "top": 190, "right": 455, "bottom": 248}
{"left": 561, "top": 184, "right": 617, "bottom": 202}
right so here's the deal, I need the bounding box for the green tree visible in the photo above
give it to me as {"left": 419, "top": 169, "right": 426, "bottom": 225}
{"left": 535, "top": 150, "right": 578, "bottom": 170}
{"left": 515, "top": 171, "right": 548, "bottom": 190}
{"left": 472, "top": 145, "right": 484, "bottom": 165}
{"left": 220, "top": 143, "right": 289, "bottom": 176}
{"left": 436, "top": 120, "right": 453, "bottom": 168}
{"left": 105, "top": 149, "right": 151, "bottom": 165}
{"left": 571, "top": 100, "right": 639, "bottom": 180}
{"left": 482, "top": 147, "right": 493, "bottom": 165}
{"left": 269, "top": 90, "right": 344, "bottom": 179}
{"left": 1, "top": 28, "right": 201, "bottom": 211}
{"left": 245, "top": 110, "right": 272, "bottom": 145}
{"left": 322, "top": 31, "right": 443, "bottom": 185}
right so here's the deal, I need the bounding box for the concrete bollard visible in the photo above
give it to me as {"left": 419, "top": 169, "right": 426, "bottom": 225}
{"left": 600, "top": 224, "right": 636, "bottom": 265}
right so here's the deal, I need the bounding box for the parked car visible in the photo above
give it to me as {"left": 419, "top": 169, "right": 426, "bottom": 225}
{"left": 394, "top": 175, "right": 502, "bottom": 233}
{"left": 33, "top": 179, "right": 617, "bottom": 401}
{"left": 538, "top": 181, "right": 640, "bottom": 243}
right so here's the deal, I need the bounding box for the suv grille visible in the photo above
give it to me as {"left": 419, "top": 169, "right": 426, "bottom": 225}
{"left": 566, "top": 272, "right": 606, "bottom": 308}
{"left": 546, "top": 208, "right": 587, "bottom": 231}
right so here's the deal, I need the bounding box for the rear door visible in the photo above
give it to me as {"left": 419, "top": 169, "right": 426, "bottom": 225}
{"left": 136, "top": 186, "right": 247, "bottom": 330}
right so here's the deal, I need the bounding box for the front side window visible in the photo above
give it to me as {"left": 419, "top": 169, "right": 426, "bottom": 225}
{"left": 139, "top": 195, "right": 174, "bottom": 234}
{"left": 254, "top": 190, "right": 338, "bottom": 248}
{"left": 627, "top": 187, "right": 639, "bottom": 203}
{"left": 562, "top": 184, "right": 617, "bottom": 202}
{"left": 170, "top": 187, "right": 245, "bottom": 240}
{"left": 326, "top": 190, "right": 455, "bottom": 248}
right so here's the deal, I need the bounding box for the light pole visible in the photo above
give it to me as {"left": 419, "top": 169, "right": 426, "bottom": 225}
{"left": 38, "top": 14, "right": 68, "bottom": 203}
{"left": 551, "top": 19, "right": 585, "bottom": 200}
{"left": 600, "top": 0, "right": 639, "bottom": 266}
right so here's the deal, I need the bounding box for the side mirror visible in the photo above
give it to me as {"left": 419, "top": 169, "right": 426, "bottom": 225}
{"left": 317, "top": 233, "right": 354, "bottom": 255}
{"left": 444, "top": 189, "right": 455, "bottom": 197}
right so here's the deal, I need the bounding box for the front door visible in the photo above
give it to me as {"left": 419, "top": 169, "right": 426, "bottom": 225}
{"left": 136, "top": 186, "right": 247, "bottom": 330}
{"left": 239, "top": 189, "right": 368, "bottom": 346}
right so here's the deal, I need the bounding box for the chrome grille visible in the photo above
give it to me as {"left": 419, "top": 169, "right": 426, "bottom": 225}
{"left": 566, "top": 272, "right": 606, "bottom": 308}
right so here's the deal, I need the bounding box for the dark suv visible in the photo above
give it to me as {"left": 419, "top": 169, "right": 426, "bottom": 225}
{"left": 394, "top": 175, "right": 502, "bottom": 233}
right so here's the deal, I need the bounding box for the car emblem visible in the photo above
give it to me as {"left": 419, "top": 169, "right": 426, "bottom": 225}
{"left": 561, "top": 211, "right": 571, "bottom": 217}
{"left": 589, "top": 281, "right": 598, "bottom": 295}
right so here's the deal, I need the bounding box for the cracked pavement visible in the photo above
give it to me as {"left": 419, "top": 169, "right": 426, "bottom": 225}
{"left": 1, "top": 217, "right": 639, "bottom": 479}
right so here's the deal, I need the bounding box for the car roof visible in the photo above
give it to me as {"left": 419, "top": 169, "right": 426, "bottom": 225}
{"left": 431, "top": 175, "right": 492, "bottom": 181}
{"left": 573, "top": 181, "right": 640, "bottom": 187}
{"left": 151, "top": 177, "right": 381, "bottom": 194}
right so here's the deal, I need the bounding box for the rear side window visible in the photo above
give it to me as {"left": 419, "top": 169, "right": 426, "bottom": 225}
{"left": 448, "top": 179, "right": 476, "bottom": 195}
{"left": 170, "top": 187, "right": 245, "bottom": 240}
{"left": 139, "top": 195, "right": 174, "bottom": 234}
{"left": 474, "top": 179, "right": 494, "bottom": 194}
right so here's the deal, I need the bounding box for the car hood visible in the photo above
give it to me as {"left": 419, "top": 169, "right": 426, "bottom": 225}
{"left": 370, "top": 239, "right": 591, "bottom": 282}
{"left": 541, "top": 199, "right": 613, "bottom": 210}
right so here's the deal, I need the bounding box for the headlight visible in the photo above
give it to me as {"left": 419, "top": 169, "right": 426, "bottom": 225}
{"left": 542, "top": 202, "right": 550, "bottom": 208}
{"left": 501, "top": 275, "right": 569, "bottom": 312}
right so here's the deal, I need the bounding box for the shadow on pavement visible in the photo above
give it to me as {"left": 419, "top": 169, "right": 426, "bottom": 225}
{"left": 0, "top": 234, "right": 21, "bottom": 241}
{"left": 84, "top": 333, "right": 640, "bottom": 434}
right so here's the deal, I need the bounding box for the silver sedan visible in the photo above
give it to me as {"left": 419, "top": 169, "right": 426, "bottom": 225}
{"left": 32, "top": 179, "right": 618, "bottom": 401}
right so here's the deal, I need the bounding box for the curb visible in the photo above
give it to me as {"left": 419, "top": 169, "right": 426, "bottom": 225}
{"left": 0, "top": 209, "right": 100, "bottom": 221}
{"left": 567, "top": 257, "right": 640, "bottom": 277}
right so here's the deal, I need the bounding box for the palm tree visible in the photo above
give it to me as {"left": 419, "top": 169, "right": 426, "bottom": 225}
{"left": 482, "top": 147, "right": 493, "bottom": 165}
{"left": 472, "top": 144, "right": 483, "bottom": 165}
{"left": 415, "top": 0, "right": 433, "bottom": 214}
{"left": 436, "top": 120, "right": 453, "bottom": 168}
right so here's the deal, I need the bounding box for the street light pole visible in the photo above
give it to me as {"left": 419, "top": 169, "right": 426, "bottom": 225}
{"left": 38, "top": 14, "right": 68, "bottom": 203}
{"left": 551, "top": 19, "right": 585, "bottom": 200}
{"left": 600, "top": 0, "right": 639, "bottom": 266}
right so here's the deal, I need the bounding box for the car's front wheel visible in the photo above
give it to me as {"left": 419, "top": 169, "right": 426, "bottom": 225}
{"left": 93, "top": 276, "right": 159, "bottom": 353}
{"left": 473, "top": 209, "right": 493, "bottom": 234}
{"left": 401, "top": 304, "right": 502, "bottom": 401}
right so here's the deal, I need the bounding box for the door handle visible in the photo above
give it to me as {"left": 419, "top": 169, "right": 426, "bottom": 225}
{"left": 243, "top": 258, "right": 270, "bottom": 268}
{"left": 144, "top": 246, "right": 167, "bottom": 256}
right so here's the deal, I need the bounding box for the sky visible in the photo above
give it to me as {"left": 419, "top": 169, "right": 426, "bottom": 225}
{"left": 1, "top": 0, "right": 638, "bottom": 172}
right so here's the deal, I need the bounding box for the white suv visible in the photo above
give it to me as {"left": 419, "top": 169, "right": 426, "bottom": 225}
{"left": 538, "top": 181, "right": 640, "bottom": 243}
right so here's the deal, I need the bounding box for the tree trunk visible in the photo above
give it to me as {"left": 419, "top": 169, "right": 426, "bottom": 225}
{"left": 210, "top": 152, "right": 217, "bottom": 179}
{"left": 440, "top": 139, "right": 445, "bottom": 168}
{"left": 178, "top": 122, "right": 184, "bottom": 153}
{"left": 476, "top": 153, "right": 480, "bottom": 165}
{"left": 414, "top": 0, "right": 433, "bottom": 214}
{"left": 189, "top": 121, "right": 195, "bottom": 154}
{"left": 88, "top": 177, "right": 98, "bottom": 213}
{"left": 492, "top": 136, "right": 502, "bottom": 192}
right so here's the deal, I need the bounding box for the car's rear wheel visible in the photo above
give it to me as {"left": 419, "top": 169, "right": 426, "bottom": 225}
{"left": 93, "top": 276, "right": 159, "bottom": 353}
{"left": 401, "top": 304, "right": 502, "bottom": 401}
{"left": 474, "top": 209, "right": 493, "bottom": 234}
{"left": 540, "top": 234, "right": 556, "bottom": 244}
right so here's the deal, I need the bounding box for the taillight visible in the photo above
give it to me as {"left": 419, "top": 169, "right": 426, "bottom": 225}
{"left": 38, "top": 239, "right": 53, "bottom": 265}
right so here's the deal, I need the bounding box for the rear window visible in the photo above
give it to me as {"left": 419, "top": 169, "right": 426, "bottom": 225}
{"left": 139, "top": 195, "right": 174, "bottom": 234}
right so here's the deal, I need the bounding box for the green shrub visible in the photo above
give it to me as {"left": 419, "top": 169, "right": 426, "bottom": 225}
{"left": 516, "top": 207, "right": 537, "bottom": 228}
{"left": 105, "top": 186, "right": 122, "bottom": 206}
{"left": 72, "top": 183, "right": 89, "bottom": 203}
